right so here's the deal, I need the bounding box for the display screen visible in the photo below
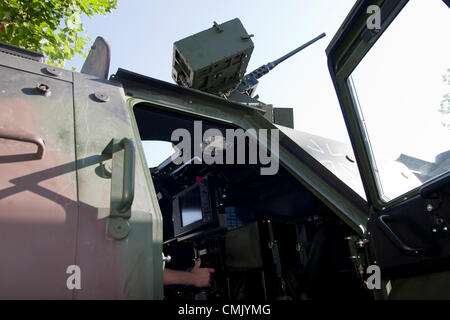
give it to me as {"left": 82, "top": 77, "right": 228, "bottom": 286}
{"left": 180, "top": 186, "right": 203, "bottom": 227}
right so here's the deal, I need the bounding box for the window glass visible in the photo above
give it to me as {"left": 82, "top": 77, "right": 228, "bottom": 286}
{"left": 349, "top": 0, "right": 450, "bottom": 201}
{"left": 141, "top": 140, "right": 176, "bottom": 168}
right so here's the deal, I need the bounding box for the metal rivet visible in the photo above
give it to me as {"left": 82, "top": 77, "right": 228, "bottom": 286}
{"left": 426, "top": 204, "right": 433, "bottom": 212}
{"left": 432, "top": 228, "right": 437, "bottom": 233}
{"left": 45, "top": 67, "right": 62, "bottom": 77}
{"left": 94, "top": 92, "right": 110, "bottom": 102}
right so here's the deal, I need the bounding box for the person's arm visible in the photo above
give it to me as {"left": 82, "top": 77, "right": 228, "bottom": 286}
{"left": 163, "top": 259, "right": 215, "bottom": 288}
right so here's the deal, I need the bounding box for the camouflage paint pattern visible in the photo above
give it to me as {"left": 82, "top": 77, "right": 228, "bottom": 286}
{"left": 0, "top": 53, "right": 163, "bottom": 299}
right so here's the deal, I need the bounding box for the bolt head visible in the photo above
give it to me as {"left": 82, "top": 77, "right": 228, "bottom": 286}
{"left": 94, "top": 92, "right": 110, "bottom": 102}
{"left": 427, "top": 204, "right": 433, "bottom": 212}
{"left": 45, "top": 67, "right": 62, "bottom": 77}
{"left": 36, "top": 83, "right": 51, "bottom": 96}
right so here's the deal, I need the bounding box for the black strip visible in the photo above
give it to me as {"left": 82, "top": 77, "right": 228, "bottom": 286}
{"left": 0, "top": 41, "right": 44, "bottom": 63}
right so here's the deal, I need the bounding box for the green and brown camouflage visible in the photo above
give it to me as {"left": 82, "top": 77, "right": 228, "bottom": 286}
{"left": 0, "top": 49, "right": 162, "bottom": 299}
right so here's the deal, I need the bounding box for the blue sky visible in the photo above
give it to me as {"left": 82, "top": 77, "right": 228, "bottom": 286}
{"left": 66, "top": 0, "right": 358, "bottom": 143}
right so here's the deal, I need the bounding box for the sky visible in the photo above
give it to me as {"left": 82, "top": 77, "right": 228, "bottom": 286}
{"left": 65, "top": 0, "right": 450, "bottom": 201}
{"left": 66, "top": 0, "right": 358, "bottom": 143}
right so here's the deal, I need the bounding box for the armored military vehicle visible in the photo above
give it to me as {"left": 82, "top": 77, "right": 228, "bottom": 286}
{"left": 0, "top": 0, "right": 449, "bottom": 300}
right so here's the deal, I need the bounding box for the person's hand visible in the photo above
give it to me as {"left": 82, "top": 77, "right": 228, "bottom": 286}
{"left": 190, "top": 258, "right": 215, "bottom": 288}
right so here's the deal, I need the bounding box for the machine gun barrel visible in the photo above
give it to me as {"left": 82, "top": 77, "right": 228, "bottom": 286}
{"left": 246, "top": 32, "right": 326, "bottom": 80}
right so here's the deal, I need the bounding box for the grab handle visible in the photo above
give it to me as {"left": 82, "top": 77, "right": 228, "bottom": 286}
{"left": 102, "top": 138, "right": 136, "bottom": 215}
{"left": 0, "top": 128, "right": 45, "bottom": 159}
{"left": 117, "top": 138, "right": 135, "bottom": 213}
{"left": 378, "top": 215, "right": 424, "bottom": 256}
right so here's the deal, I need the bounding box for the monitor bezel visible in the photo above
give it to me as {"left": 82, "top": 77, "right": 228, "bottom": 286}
{"left": 172, "top": 178, "right": 216, "bottom": 238}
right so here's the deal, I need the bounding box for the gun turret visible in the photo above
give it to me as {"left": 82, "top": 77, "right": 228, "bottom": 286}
{"left": 238, "top": 32, "right": 326, "bottom": 97}
{"left": 172, "top": 18, "right": 254, "bottom": 95}
{"left": 171, "top": 19, "right": 326, "bottom": 100}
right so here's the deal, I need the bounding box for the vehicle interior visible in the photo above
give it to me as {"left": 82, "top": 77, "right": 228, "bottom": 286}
{"left": 133, "top": 103, "right": 373, "bottom": 300}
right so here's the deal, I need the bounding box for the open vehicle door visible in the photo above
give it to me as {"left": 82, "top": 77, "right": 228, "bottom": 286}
{"left": 327, "top": 0, "right": 450, "bottom": 299}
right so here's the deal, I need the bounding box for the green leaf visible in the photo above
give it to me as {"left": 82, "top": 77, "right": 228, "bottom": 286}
{"left": 0, "top": 0, "right": 118, "bottom": 66}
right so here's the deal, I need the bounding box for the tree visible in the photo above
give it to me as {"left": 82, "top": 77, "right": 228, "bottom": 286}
{"left": 0, "top": 0, "right": 117, "bottom": 67}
